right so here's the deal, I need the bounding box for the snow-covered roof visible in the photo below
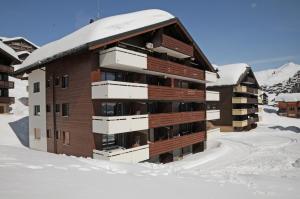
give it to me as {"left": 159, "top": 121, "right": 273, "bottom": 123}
{"left": 16, "top": 9, "right": 175, "bottom": 72}
{"left": 16, "top": 51, "right": 30, "bottom": 56}
{"left": 275, "top": 93, "right": 300, "bottom": 102}
{"left": 0, "top": 36, "right": 39, "bottom": 49}
{"left": 208, "top": 63, "right": 249, "bottom": 86}
{"left": 0, "top": 41, "right": 20, "bottom": 62}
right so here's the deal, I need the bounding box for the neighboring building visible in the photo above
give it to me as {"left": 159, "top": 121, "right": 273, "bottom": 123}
{"left": 0, "top": 37, "right": 38, "bottom": 61}
{"left": 260, "top": 92, "right": 268, "bottom": 105}
{"left": 207, "top": 63, "right": 260, "bottom": 132}
{"left": 275, "top": 93, "right": 300, "bottom": 118}
{"left": 0, "top": 41, "right": 20, "bottom": 113}
{"left": 15, "top": 10, "right": 218, "bottom": 163}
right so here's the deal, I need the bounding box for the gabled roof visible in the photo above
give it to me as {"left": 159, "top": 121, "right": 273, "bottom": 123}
{"left": 0, "top": 41, "right": 21, "bottom": 63}
{"left": 275, "top": 93, "right": 300, "bottom": 102}
{"left": 15, "top": 9, "right": 216, "bottom": 75}
{"left": 208, "top": 63, "right": 260, "bottom": 87}
{"left": 0, "top": 36, "right": 39, "bottom": 49}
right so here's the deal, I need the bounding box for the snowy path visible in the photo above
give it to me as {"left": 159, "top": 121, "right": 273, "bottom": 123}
{"left": 1, "top": 105, "right": 300, "bottom": 198}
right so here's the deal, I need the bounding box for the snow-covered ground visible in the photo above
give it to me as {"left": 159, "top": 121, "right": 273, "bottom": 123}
{"left": 1, "top": 85, "right": 300, "bottom": 198}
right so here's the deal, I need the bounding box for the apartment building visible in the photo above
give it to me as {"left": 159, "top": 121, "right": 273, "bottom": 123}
{"left": 276, "top": 93, "right": 300, "bottom": 118}
{"left": 0, "top": 41, "right": 20, "bottom": 113}
{"left": 15, "top": 9, "right": 218, "bottom": 163}
{"left": 207, "top": 63, "right": 260, "bottom": 132}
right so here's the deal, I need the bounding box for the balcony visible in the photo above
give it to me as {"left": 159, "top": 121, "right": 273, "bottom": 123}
{"left": 205, "top": 71, "right": 218, "bottom": 83}
{"left": 147, "top": 56, "right": 204, "bottom": 80}
{"left": 152, "top": 34, "right": 194, "bottom": 58}
{"left": 149, "top": 111, "right": 205, "bottom": 128}
{"left": 233, "top": 85, "right": 258, "bottom": 95}
{"left": 0, "top": 96, "right": 14, "bottom": 104}
{"left": 99, "top": 47, "right": 147, "bottom": 71}
{"left": 92, "top": 114, "right": 149, "bottom": 134}
{"left": 0, "top": 64, "right": 14, "bottom": 73}
{"left": 206, "top": 110, "right": 220, "bottom": 120}
{"left": 232, "top": 108, "right": 258, "bottom": 115}
{"left": 93, "top": 145, "right": 149, "bottom": 163}
{"left": 243, "top": 77, "right": 256, "bottom": 84}
{"left": 92, "top": 81, "right": 148, "bottom": 99}
{"left": 232, "top": 97, "right": 258, "bottom": 104}
{"left": 206, "top": 90, "right": 219, "bottom": 101}
{"left": 149, "top": 131, "right": 205, "bottom": 156}
{"left": 148, "top": 85, "right": 204, "bottom": 101}
{"left": 232, "top": 120, "right": 248, "bottom": 127}
{"left": 0, "top": 81, "right": 14, "bottom": 89}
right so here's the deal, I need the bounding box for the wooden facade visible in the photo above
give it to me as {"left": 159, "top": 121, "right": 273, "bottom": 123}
{"left": 278, "top": 101, "right": 300, "bottom": 118}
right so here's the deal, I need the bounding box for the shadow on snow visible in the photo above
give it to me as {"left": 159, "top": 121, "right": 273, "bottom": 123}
{"left": 269, "top": 125, "right": 300, "bottom": 133}
{"left": 9, "top": 116, "right": 29, "bottom": 147}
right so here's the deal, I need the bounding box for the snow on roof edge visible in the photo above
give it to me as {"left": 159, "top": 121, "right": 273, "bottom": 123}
{"left": 0, "top": 41, "right": 20, "bottom": 62}
{"left": 275, "top": 93, "right": 300, "bottom": 102}
{"left": 16, "top": 9, "right": 175, "bottom": 74}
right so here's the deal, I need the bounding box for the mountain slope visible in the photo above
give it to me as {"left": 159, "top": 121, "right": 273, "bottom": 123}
{"left": 255, "top": 62, "right": 300, "bottom": 86}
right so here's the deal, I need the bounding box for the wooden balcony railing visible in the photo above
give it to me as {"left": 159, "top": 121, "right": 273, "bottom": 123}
{"left": 148, "top": 85, "right": 204, "bottom": 101}
{"left": 0, "top": 96, "right": 15, "bottom": 104}
{"left": 158, "top": 34, "right": 194, "bottom": 57}
{"left": 147, "top": 56, "right": 204, "bottom": 80}
{"left": 0, "top": 64, "right": 14, "bottom": 74}
{"left": 149, "top": 131, "right": 205, "bottom": 156}
{"left": 149, "top": 111, "right": 205, "bottom": 128}
{"left": 247, "top": 108, "right": 258, "bottom": 114}
{"left": 0, "top": 81, "right": 14, "bottom": 89}
{"left": 247, "top": 98, "right": 258, "bottom": 104}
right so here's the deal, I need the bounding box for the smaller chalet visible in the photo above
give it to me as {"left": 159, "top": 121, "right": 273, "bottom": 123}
{"left": 275, "top": 93, "right": 300, "bottom": 118}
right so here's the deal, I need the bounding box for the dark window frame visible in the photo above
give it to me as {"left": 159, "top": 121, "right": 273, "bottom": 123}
{"left": 62, "top": 103, "right": 69, "bottom": 117}
{"left": 61, "top": 75, "right": 69, "bottom": 88}
{"left": 34, "top": 105, "right": 40, "bottom": 116}
{"left": 33, "top": 82, "right": 40, "bottom": 93}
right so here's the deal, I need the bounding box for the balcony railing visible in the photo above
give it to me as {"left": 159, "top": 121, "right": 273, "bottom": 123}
{"left": 148, "top": 85, "right": 204, "bottom": 101}
{"left": 0, "top": 96, "right": 15, "bottom": 104}
{"left": 232, "top": 108, "right": 258, "bottom": 115}
{"left": 92, "top": 114, "right": 149, "bottom": 134}
{"left": 233, "top": 85, "right": 258, "bottom": 95}
{"left": 149, "top": 131, "right": 205, "bottom": 156}
{"left": 0, "top": 81, "right": 14, "bottom": 89}
{"left": 206, "top": 110, "right": 220, "bottom": 120}
{"left": 99, "top": 47, "right": 147, "bottom": 71}
{"left": 232, "top": 120, "right": 248, "bottom": 127}
{"left": 149, "top": 111, "right": 205, "bottom": 128}
{"left": 152, "top": 34, "right": 194, "bottom": 58}
{"left": 93, "top": 144, "right": 149, "bottom": 163}
{"left": 0, "top": 64, "right": 14, "bottom": 74}
{"left": 232, "top": 97, "right": 258, "bottom": 104}
{"left": 205, "top": 71, "right": 218, "bottom": 83}
{"left": 147, "top": 56, "right": 204, "bottom": 80}
{"left": 206, "top": 90, "right": 219, "bottom": 101}
{"left": 91, "top": 80, "right": 148, "bottom": 99}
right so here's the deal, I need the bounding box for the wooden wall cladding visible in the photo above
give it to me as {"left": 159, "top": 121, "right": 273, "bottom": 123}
{"left": 149, "top": 131, "right": 205, "bottom": 157}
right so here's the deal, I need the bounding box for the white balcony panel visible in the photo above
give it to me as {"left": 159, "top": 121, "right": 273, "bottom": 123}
{"left": 93, "top": 145, "right": 149, "bottom": 163}
{"left": 92, "top": 80, "right": 148, "bottom": 99}
{"left": 206, "top": 90, "right": 219, "bottom": 101}
{"left": 92, "top": 114, "right": 149, "bottom": 134}
{"left": 205, "top": 71, "right": 218, "bottom": 83}
{"left": 100, "top": 47, "right": 147, "bottom": 71}
{"left": 206, "top": 110, "right": 220, "bottom": 120}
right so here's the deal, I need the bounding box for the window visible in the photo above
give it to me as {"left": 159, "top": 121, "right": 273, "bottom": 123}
{"left": 54, "top": 76, "right": 60, "bottom": 86}
{"left": 55, "top": 104, "right": 60, "bottom": 113}
{"left": 46, "top": 104, "right": 51, "bottom": 113}
{"left": 34, "top": 128, "right": 41, "bottom": 140}
{"left": 46, "top": 129, "right": 52, "bottom": 138}
{"left": 55, "top": 130, "right": 60, "bottom": 140}
{"left": 34, "top": 105, "right": 40, "bottom": 116}
{"left": 62, "top": 75, "right": 69, "bottom": 88}
{"left": 62, "top": 131, "right": 70, "bottom": 145}
{"left": 46, "top": 79, "right": 51, "bottom": 88}
{"left": 289, "top": 107, "right": 295, "bottom": 111}
{"left": 62, "top": 103, "right": 69, "bottom": 117}
{"left": 33, "top": 82, "right": 40, "bottom": 93}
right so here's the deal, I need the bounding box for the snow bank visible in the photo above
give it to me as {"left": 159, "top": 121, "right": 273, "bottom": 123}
{"left": 208, "top": 63, "right": 249, "bottom": 86}
{"left": 17, "top": 9, "right": 174, "bottom": 71}
{"left": 275, "top": 93, "right": 300, "bottom": 102}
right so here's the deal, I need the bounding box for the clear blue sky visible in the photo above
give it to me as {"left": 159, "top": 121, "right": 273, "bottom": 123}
{"left": 1, "top": 0, "right": 299, "bottom": 71}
